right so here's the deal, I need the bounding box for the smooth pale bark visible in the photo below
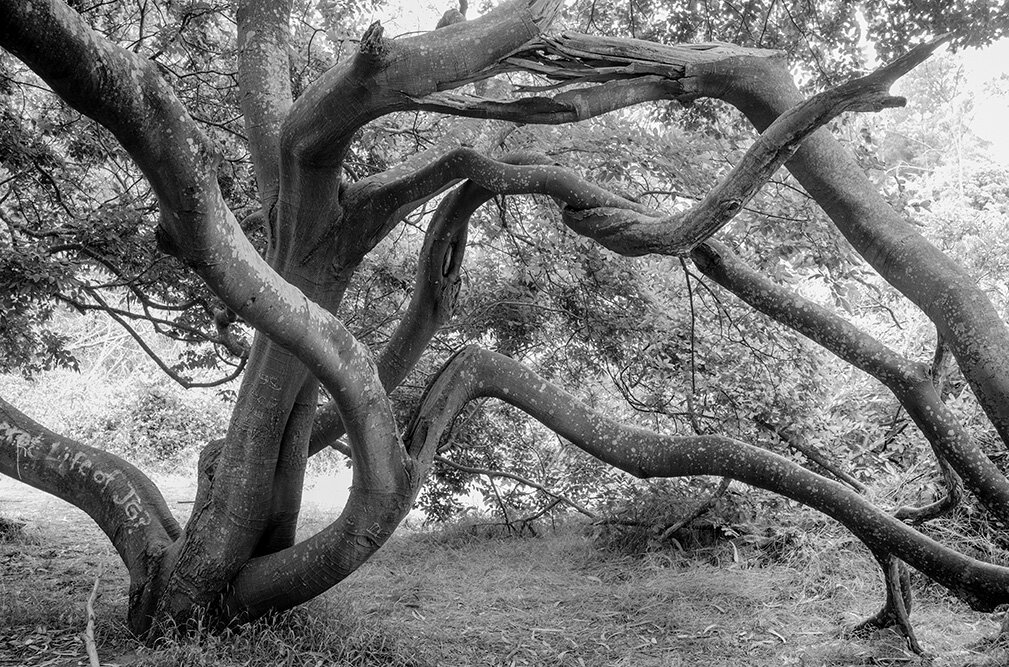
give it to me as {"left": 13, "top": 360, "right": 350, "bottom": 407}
{"left": 692, "top": 241, "right": 1009, "bottom": 522}
{"left": 4, "top": 0, "right": 1008, "bottom": 641}
{"left": 410, "top": 347, "right": 1009, "bottom": 612}
{"left": 236, "top": 0, "right": 293, "bottom": 215}
{"left": 476, "top": 31, "right": 1009, "bottom": 449}
{"left": 0, "top": 398, "right": 177, "bottom": 625}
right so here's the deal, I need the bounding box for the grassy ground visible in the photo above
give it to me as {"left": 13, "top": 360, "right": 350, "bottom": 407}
{"left": 2, "top": 475, "right": 1008, "bottom": 667}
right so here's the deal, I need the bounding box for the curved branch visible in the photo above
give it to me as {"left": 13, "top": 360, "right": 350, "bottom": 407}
{"left": 308, "top": 176, "right": 499, "bottom": 455}
{"left": 282, "top": 0, "right": 564, "bottom": 168}
{"left": 83, "top": 289, "right": 248, "bottom": 389}
{"left": 691, "top": 240, "right": 1009, "bottom": 525}
{"left": 56, "top": 291, "right": 213, "bottom": 344}
{"left": 406, "top": 347, "right": 1009, "bottom": 613}
{"left": 558, "top": 42, "right": 941, "bottom": 255}
{"left": 754, "top": 417, "right": 865, "bottom": 493}
{"left": 0, "top": 397, "right": 179, "bottom": 632}
{"left": 345, "top": 149, "right": 552, "bottom": 228}
{"left": 894, "top": 336, "right": 963, "bottom": 523}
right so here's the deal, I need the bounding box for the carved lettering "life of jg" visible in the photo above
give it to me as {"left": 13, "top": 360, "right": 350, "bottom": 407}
{"left": 3, "top": 421, "right": 152, "bottom": 532}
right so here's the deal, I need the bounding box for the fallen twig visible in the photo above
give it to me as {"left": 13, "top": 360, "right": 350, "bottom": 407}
{"left": 83, "top": 573, "right": 101, "bottom": 667}
{"left": 659, "top": 477, "right": 731, "bottom": 542}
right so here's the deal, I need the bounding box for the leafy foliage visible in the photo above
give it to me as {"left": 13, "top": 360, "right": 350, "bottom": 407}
{"left": 3, "top": 0, "right": 1008, "bottom": 536}
{"left": 74, "top": 379, "right": 228, "bottom": 466}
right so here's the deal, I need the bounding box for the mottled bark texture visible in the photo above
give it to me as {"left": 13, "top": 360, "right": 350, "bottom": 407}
{"left": 0, "top": 0, "right": 565, "bottom": 633}
{"left": 3, "top": 0, "right": 1009, "bottom": 649}
{"left": 411, "top": 347, "right": 1009, "bottom": 612}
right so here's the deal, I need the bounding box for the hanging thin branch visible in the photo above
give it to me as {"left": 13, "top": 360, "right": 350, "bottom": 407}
{"left": 434, "top": 454, "right": 596, "bottom": 518}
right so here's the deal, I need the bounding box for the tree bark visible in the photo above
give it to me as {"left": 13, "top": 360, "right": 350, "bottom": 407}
{"left": 4, "top": 0, "right": 1008, "bottom": 642}
{"left": 410, "top": 347, "right": 1009, "bottom": 612}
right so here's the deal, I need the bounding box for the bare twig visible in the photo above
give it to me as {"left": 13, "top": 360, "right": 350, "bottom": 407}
{"left": 659, "top": 477, "right": 731, "bottom": 541}
{"left": 85, "top": 289, "right": 247, "bottom": 389}
{"left": 83, "top": 573, "right": 101, "bottom": 667}
{"left": 435, "top": 455, "right": 597, "bottom": 518}
{"left": 754, "top": 417, "right": 865, "bottom": 493}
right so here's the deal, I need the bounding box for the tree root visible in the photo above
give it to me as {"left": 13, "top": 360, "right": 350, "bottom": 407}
{"left": 851, "top": 556, "right": 925, "bottom": 655}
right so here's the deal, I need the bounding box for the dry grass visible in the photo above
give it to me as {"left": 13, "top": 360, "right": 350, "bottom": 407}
{"left": 332, "top": 510, "right": 1003, "bottom": 667}
{"left": 2, "top": 477, "right": 1008, "bottom": 666}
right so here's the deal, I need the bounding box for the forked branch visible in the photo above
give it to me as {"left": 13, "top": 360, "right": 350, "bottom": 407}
{"left": 281, "top": 0, "right": 564, "bottom": 168}
{"left": 692, "top": 240, "right": 1009, "bottom": 524}
{"left": 308, "top": 177, "right": 493, "bottom": 454}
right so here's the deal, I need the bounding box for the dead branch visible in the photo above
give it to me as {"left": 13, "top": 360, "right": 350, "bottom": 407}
{"left": 754, "top": 417, "right": 865, "bottom": 493}
{"left": 659, "top": 477, "right": 731, "bottom": 541}
{"left": 434, "top": 454, "right": 596, "bottom": 518}
{"left": 83, "top": 573, "right": 101, "bottom": 667}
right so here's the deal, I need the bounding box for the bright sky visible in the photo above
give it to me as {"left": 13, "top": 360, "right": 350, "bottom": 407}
{"left": 373, "top": 2, "right": 478, "bottom": 36}
{"left": 961, "top": 38, "right": 1009, "bottom": 161}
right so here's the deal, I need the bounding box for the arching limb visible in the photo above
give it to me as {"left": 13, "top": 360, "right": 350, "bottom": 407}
{"left": 0, "top": 397, "right": 178, "bottom": 633}
{"left": 357, "top": 148, "right": 1007, "bottom": 529}
{"left": 691, "top": 241, "right": 1009, "bottom": 524}
{"left": 406, "top": 346, "right": 1009, "bottom": 612}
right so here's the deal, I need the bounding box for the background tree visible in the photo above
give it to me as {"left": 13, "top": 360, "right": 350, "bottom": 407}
{"left": 3, "top": 0, "right": 1009, "bottom": 652}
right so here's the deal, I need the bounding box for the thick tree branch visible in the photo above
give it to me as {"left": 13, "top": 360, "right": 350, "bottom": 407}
{"left": 406, "top": 347, "right": 1009, "bottom": 612}
{"left": 236, "top": 0, "right": 293, "bottom": 215}
{"left": 0, "top": 397, "right": 178, "bottom": 632}
{"left": 281, "top": 0, "right": 564, "bottom": 169}
{"left": 692, "top": 240, "right": 1009, "bottom": 524}
{"left": 254, "top": 379, "right": 316, "bottom": 555}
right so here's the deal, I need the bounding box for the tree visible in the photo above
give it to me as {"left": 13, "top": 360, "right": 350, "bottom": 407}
{"left": 2, "top": 0, "right": 1009, "bottom": 650}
